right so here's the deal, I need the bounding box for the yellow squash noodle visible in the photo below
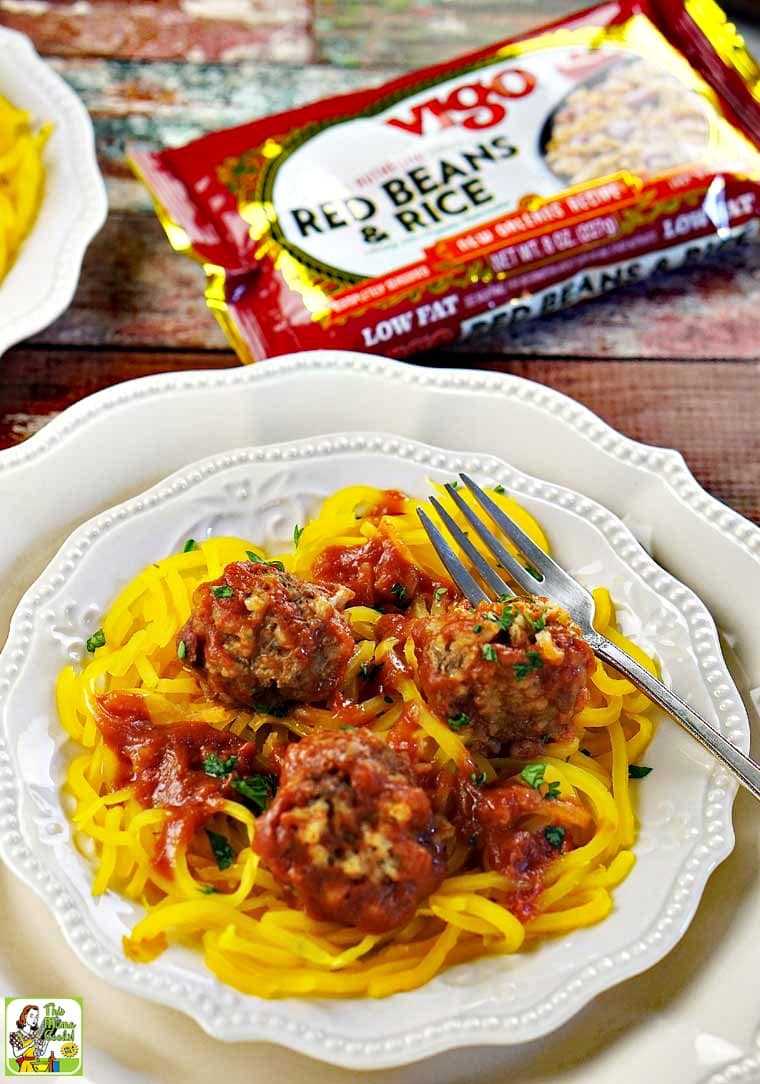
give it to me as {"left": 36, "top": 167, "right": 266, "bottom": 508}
{"left": 0, "top": 96, "right": 50, "bottom": 283}
{"left": 56, "top": 485, "right": 658, "bottom": 997}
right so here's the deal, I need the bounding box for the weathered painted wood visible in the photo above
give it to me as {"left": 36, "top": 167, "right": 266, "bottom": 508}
{"left": 3, "top": 350, "right": 758, "bottom": 524}
{"left": 314, "top": 2, "right": 760, "bottom": 70}
{"left": 28, "top": 208, "right": 760, "bottom": 360}
{"left": 0, "top": 0, "right": 313, "bottom": 63}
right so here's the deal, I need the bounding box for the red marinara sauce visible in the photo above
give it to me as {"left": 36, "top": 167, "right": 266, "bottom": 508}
{"left": 312, "top": 528, "right": 443, "bottom": 609}
{"left": 95, "top": 691, "right": 261, "bottom": 877}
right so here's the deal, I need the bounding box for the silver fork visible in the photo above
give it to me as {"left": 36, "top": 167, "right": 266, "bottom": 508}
{"left": 417, "top": 472, "right": 760, "bottom": 802}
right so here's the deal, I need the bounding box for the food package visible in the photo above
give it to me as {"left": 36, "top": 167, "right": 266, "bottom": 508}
{"left": 132, "top": 0, "right": 760, "bottom": 361}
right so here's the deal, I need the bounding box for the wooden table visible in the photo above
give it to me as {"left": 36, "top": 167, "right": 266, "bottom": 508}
{"left": 1, "top": 0, "right": 759, "bottom": 537}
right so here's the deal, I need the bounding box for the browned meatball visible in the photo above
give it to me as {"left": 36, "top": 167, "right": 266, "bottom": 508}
{"left": 253, "top": 729, "right": 449, "bottom": 932}
{"left": 413, "top": 596, "right": 595, "bottom": 757}
{"left": 179, "top": 561, "right": 355, "bottom": 710}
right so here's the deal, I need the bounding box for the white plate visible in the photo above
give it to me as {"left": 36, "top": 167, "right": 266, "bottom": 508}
{"left": 0, "top": 28, "right": 107, "bottom": 355}
{"left": 0, "top": 352, "right": 759, "bottom": 1084}
{"left": 0, "top": 426, "right": 749, "bottom": 1069}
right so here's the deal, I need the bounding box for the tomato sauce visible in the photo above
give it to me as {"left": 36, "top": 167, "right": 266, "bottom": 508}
{"left": 95, "top": 691, "right": 261, "bottom": 877}
{"left": 313, "top": 531, "right": 440, "bottom": 609}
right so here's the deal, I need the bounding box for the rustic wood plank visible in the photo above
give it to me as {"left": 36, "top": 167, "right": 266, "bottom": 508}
{"left": 28, "top": 207, "right": 760, "bottom": 360}
{"left": 2, "top": 351, "right": 757, "bottom": 525}
{"left": 314, "top": 2, "right": 760, "bottom": 70}
{"left": 0, "top": 0, "right": 313, "bottom": 63}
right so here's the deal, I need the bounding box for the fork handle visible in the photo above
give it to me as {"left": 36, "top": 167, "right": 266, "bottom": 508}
{"left": 588, "top": 631, "right": 760, "bottom": 802}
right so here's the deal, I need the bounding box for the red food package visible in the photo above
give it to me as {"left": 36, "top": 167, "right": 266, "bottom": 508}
{"left": 131, "top": 0, "right": 760, "bottom": 361}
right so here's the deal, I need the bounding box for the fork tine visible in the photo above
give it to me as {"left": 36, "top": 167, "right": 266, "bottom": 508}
{"left": 416, "top": 507, "right": 489, "bottom": 606}
{"left": 459, "top": 473, "right": 569, "bottom": 585}
{"left": 443, "top": 483, "right": 542, "bottom": 595}
{"left": 429, "top": 496, "right": 515, "bottom": 600}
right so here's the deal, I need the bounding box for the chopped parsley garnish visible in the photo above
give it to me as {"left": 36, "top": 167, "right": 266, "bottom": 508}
{"left": 468, "top": 834, "right": 478, "bottom": 846}
{"left": 206, "top": 829, "right": 234, "bottom": 871}
{"left": 531, "top": 615, "right": 546, "bottom": 632}
{"left": 293, "top": 524, "right": 304, "bottom": 547}
{"left": 359, "top": 661, "right": 381, "bottom": 681}
{"left": 203, "top": 752, "right": 238, "bottom": 777}
{"left": 514, "top": 651, "right": 543, "bottom": 681}
{"left": 434, "top": 587, "right": 448, "bottom": 602}
{"left": 473, "top": 623, "right": 483, "bottom": 634}
{"left": 183, "top": 538, "right": 197, "bottom": 553}
{"left": 232, "top": 773, "right": 278, "bottom": 813}
{"left": 525, "top": 564, "right": 542, "bottom": 581}
{"left": 384, "top": 695, "right": 393, "bottom": 704}
{"left": 628, "top": 764, "right": 653, "bottom": 779}
{"left": 520, "top": 763, "right": 546, "bottom": 790}
{"left": 497, "top": 593, "right": 512, "bottom": 602}
{"left": 340, "top": 724, "right": 357, "bottom": 731}
{"left": 199, "top": 884, "right": 219, "bottom": 895}
{"left": 246, "top": 550, "right": 285, "bottom": 571}
{"left": 86, "top": 629, "right": 105, "bottom": 653}
{"left": 482, "top": 611, "right": 498, "bottom": 623}
{"left": 450, "top": 480, "right": 459, "bottom": 489}
{"left": 177, "top": 640, "right": 187, "bottom": 661}
{"left": 520, "top": 763, "right": 561, "bottom": 800}
{"left": 447, "top": 712, "right": 470, "bottom": 731}
{"left": 253, "top": 703, "right": 287, "bottom": 717}
{"left": 470, "top": 771, "right": 488, "bottom": 786}
{"left": 544, "top": 825, "right": 565, "bottom": 849}
{"left": 211, "top": 585, "right": 233, "bottom": 599}
{"left": 498, "top": 606, "right": 515, "bottom": 631}
{"left": 481, "top": 643, "right": 498, "bottom": 662}
{"left": 390, "top": 582, "right": 408, "bottom": 605}
{"left": 494, "top": 484, "right": 505, "bottom": 494}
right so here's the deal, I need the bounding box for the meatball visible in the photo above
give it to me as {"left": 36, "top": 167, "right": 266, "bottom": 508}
{"left": 179, "top": 561, "right": 355, "bottom": 710}
{"left": 413, "top": 596, "right": 595, "bottom": 757}
{"left": 253, "top": 729, "right": 449, "bottom": 932}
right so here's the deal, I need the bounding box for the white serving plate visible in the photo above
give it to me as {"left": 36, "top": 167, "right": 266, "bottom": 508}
{"left": 0, "top": 432, "right": 747, "bottom": 1069}
{"left": 0, "top": 352, "right": 758, "bottom": 1084}
{"left": 0, "top": 27, "right": 107, "bottom": 355}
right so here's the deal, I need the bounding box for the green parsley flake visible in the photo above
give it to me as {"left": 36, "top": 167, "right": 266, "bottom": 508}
{"left": 514, "top": 651, "right": 543, "bottom": 681}
{"left": 177, "top": 640, "right": 187, "bottom": 661}
{"left": 206, "top": 829, "right": 234, "bottom": 871}
{"left": 232, "top": 774, "right": 277, "bottom": 813}
{"left": 544, "top": 825, "right": 565, "bottom": 849}
{"left": 391, "top": 582, "right": 408, "bottom": 604}
{"left": 203, "top": 752, "right": 238, "bottom": 777}
{"left": 520, "top": 763, "right": 546, "bottom": 789}
{"left": 211, "top": 585, "right": 234, "bottom": 599}
{"left": 293, "top": 524, "right": 304, "bottom": 547}
{"left": 499, "top": 606, "right": 515, "bottom": 631}
{"left": 628, "top": 764, "right": 653, "bottom": 779}
{"left": 482, "top": 611, "right": 498, "bottom": 623}
{"left": 481, "top": 643, "right": 498, "bottom": 662}
{"left": 86, "top": 629, "right": 105, "bottom": 653}
{"left": 470, "top": 771, "right": 488, "bottom": 786}
{"left": 545, "top": 780, "right": 561, "bottom": 800}
{"left": 253, "top": 703, "right": 287, "bottom": 718}
{"left": 497, "top": 593, "right": 512, "bottom": 602}
{"left": 199, "top": 884, "right": 219, "bottom": 895}
{"left": 494, "top": 485, "right": 505, "bottom": 494}
{"left": 473, "top": 624, "right": 483, "bottom": 634}
{"left": 359, "top": 661, "right": 381, "bottom": 681}
{"left": 447, "top": 712, "right": 470, "bottom": 731}
{"left": 246, "top": 550, "right": 265, "bottom": 563}
{"left": 183, "top": 539, "right": 197, "bottom": 553}
{"left": 531, "top": 615, "right": 546, "bottom": 632}
{"left": 434, "top": 587, "right": 448, "bottom": 602}
{"left": 468, "top": 834, "right": 478, "bottom": 846}
{"left": 525, "top": 564, "right": 542, "bottom": 581}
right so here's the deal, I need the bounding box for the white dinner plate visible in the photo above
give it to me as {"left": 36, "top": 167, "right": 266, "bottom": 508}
{"left": 0, "top": 352, "right": 759, "bottom": 1084}
{"left": 0, "top": 27, "right": 107, "bottom": 356}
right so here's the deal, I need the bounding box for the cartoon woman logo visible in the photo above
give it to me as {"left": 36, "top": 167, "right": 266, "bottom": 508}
{"left": 8, "top": 1005, "right": 50, "bottom": 1073}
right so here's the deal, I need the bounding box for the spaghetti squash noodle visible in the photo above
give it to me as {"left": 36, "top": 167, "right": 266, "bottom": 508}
{"left": 0, "top": 96, "right": 50, "bottom": 283}
{"left": 57, "top": 483, "right": 658, "bottom": 998}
